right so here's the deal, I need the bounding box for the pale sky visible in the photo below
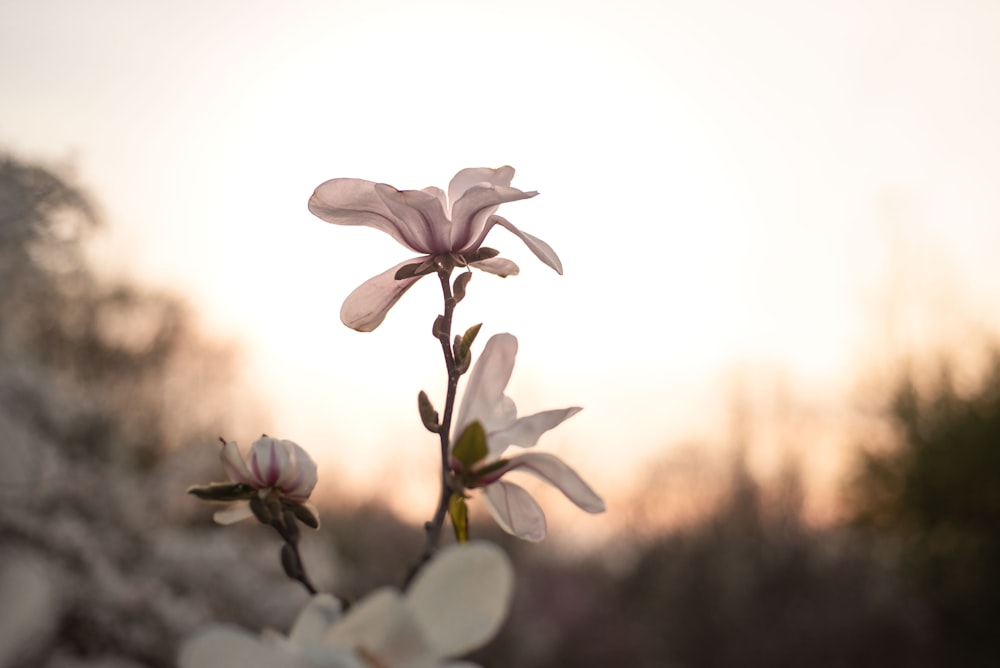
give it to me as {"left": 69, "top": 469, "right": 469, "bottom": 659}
{"left": 3, "top": 0, "right": 1000, "bottom": 529}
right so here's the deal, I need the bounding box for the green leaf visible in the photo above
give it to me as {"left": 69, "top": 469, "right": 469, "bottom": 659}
{"left": 461, "top": 323, "right": 482, "bottom": 351}
{"left": 453, "top": 323, "right": 482, "bottom": 375}
{"left": 452, "top": 421, "right": 488, "bottom": 470}
{"left": 449, "top": 493, "right": 470, "bottom": 543}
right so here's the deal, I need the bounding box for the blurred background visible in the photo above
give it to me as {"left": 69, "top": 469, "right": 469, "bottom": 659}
{"left": 2, "top": 0, "right": 1000, "bottom": 665}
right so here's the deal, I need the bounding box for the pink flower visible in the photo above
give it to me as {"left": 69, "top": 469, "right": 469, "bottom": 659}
{"left": 451, "top": 334, "right": 605, "bottom": 542}
{"left": 308, "top": 166, "right": 563, "bottom": 331}
{"left": 212, "top": 436, "right": 319, "bottom": 526}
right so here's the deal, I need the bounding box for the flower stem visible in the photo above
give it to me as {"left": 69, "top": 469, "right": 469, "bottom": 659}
{"left": 407, "top": 265, "right": 459, "bottom": 585}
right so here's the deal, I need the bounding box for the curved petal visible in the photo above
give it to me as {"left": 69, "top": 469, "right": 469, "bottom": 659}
{"left": 447, "top": 166, "right": 515, "bottom": 212}
{"left": 500, "top": 452, "right": 605, "bottom": 513}
{"left": 406, "top": 542, "right": 514, "bottom": 659}
{"left": 309, "top": 178, "right": 428, "bottom": 252}
{"left": 324, "top": 589, "right": 430, "bottom": 665}
{"left": 277, "top": 440, "right": 317, "bottom": 500}
{"left": 179, "top": 626, "right": 297, "bottom": 668}
{"left": 248, "top": 436, "right": 289, "bottom": 487}
{"left": 450, "top": 185, "right": 538, "bottom": 251}
{"left": 488, "top": 406, "right": 582, "bottom": 452}
{"left": 482, "top": 480, "right": 547, "bottom": 542}
{"left": 340, "top": 258, "right": 429, "bottom": 332}
{"left": 220, "top": 441, "right": 253, "bottom": 486}
{"left": 374, "top": 184, "right": 452, "bottom": 253}
{"left": 213, "top": 501, "right": 254, "bottom": 525}
{"left": 481, "top": 215, "right": 563, "bottom": 274}
{"left": 455, "top": 334, "right": 518, "bottom": 438}
{"left": 470, "top": 257, "right": 519, "bottom": 278}
{"left": 289, "top": 595, "right": 343, "bottom": 645}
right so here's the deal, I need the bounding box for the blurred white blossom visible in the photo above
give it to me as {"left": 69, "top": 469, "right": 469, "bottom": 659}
{"left": 179, "top": 541, "right": 514, "bottom": 668}
{"left": 451, "top": 333, "right": 605, "bottom": 542}
{"left": 308, "top": 166, "right": 563, "bottom": 331}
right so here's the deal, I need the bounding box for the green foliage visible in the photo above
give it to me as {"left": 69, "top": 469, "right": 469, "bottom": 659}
{"left": 452, "top": 420, "right": 487, "bottom": 470}
{"left": 449, "top": 493, "right": 469, "bottom": 543}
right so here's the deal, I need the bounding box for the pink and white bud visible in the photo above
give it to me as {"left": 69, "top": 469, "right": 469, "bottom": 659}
{"left": 221, "top": 436, "right": 317, "bottom": 501}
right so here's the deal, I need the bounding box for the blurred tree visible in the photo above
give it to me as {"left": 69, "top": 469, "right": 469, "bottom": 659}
{"left": 0, "top": 153, "right": 288, "bottom": 667}
{"left": 850, "top": 356, "right": 1000, "bottom": 665}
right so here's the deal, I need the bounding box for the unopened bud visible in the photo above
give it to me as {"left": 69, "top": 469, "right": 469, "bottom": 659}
{"left": 289, "top": 501, "right": 321, "bottom": 529}
{"left": 281, "top": 543, "right": 304, "bottom": 581}
{"left": 418, "top": 391, "right": 440, "bottom": 432}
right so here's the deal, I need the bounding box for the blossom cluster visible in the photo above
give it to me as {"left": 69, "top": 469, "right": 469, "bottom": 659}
{"left": 184, "top": 167, "right": 603, "bottom": 667}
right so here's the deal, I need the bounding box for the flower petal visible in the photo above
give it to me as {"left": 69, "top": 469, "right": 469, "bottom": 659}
{"left": 220, "top": 441, "right": 253, "bottom": 486}
{"left": 213, "top": 502, "right": 255, "bottom": 525}
{"left": 324, "top": 589, "right": 430, "bottom": 665}
{"left": 276, "top": 440, "right": 318, "bottom": 500}
{"left": 406, "top": 542, "right": 514, "bottom": 659}
{"left": 483, "top": 480, "right": 547, "bottom": 542}
{"left": 248, "top": 436, "right": 290, "bottom": 487}
{"left": 340, "top": 258, "right": 428, "bottom": 332}
{"left": 470, "top": 257, "right": 520, "bottom": 277}
{"left": 447, "top": 166, "right": 515, "bottom": 211}
{"left": 455, "top": 334, "right": 518, "bottom": 438}
{"left": 179, "top": 626, "right": 296, "bottom": 668}
{"left": 500, "top": 452, "right": 605, "bottom": 514}
{"left": 488, "top": 406, "right": 582, "bottom": 453}
{"left": 374, "top": 184, "right": 452, "bottom": 253}
{"left": 485, "top": 215, "right": 563, "bottom": 274}
{"left": 450, "top": 185, "right": 538, "bottom": 252}
{"left": 288, "top": 594, "right": 343, "bottom": 645}
{"left": 308, "top": 178, "right": 430, "bottom": 253}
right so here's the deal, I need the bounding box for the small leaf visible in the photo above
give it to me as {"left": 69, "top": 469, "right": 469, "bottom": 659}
{"left": 453, "top": 271, "right": 472, "bottom": 303}
{"left": 453, "top": 323, "right": 482, "bottom": 375}
{"left": 452, "top": 421, "right": 488, "bottom": 470}
{"left": 454, "top": 335, "right": 471, "bottom": 375}
{"left": 418, "top": 390, "right": 440, "bottom": 432}
{"left": 186, "top": 482, "right": 255, "bottom": 501}
{"left": 449, "top": 493, "right": 469, "bottom": 543}
{"left": 461, "top": 323, "right": 482, "bottom": 351}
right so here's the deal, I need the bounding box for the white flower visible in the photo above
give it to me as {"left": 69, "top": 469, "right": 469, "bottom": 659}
{"left": 179, "top": 542, "right": 514, "bottom": 668}
{"left": 308, "top": 166, "right": 563, "bottom": 331}
{"left": 209, "top": 436, "right": 319, "bottom": 526}
{"left": 451, "top": 334, "right": 605, "bottom": 542}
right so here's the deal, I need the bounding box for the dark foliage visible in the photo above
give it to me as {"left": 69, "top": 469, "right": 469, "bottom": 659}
{"left": 849, "top": 358, "right": 1000, "bottom": 665}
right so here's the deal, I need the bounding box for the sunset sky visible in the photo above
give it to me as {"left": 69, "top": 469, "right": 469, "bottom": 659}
{"left": 3, "top": 0, "right": 1000, "bottom": 530}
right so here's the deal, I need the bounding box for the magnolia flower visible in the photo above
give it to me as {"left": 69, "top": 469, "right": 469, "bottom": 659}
{"left": 188, "top": 436, "right": 320, "bottom": 528}
{"left": 451, "top": 334, "right": 605, "bottom": 542}
{"left": 308, "top": 166, "right": 563, "bottom": 331}
{"left": 179, "top": 542, "right": 514, "bottom": 668}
